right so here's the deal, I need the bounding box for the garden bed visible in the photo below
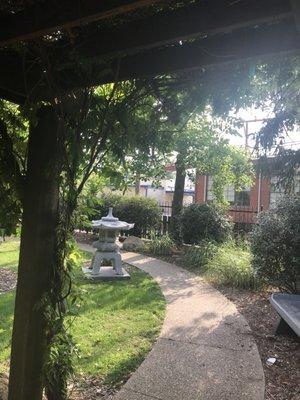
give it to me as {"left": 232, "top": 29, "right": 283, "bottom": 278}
{"left": 219, "top": 287, "right": 300, "bottom": 400}
{"left": 7, "top": 233, "right": 298, "bottom": 399}
{"left": 0, "top": 239, "right": 165, "bottom": 399}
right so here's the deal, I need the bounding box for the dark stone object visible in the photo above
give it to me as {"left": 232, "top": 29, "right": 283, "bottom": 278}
{"left": 270, "top": 293, "right": 300, "bottom": 337}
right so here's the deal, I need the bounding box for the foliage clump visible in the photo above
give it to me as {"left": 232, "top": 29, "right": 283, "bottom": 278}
{"left": 115, "top": 197, "right": 161, "bottom": 237}
{"left": 75, "top": 176, "right": 162, "bottom": 237}
{"left": 148, "top": 233, "right": 175, "bottom": 256}
{"left": 80, "top": 193, "right": 162, "bottom": 237}
{"left": 94, "top": 193, "right": 123, "bottom": 221}
{"left": 182, "top": 241, "right": 217, "bottom": 272}
{"left": 205, "top": 242, "right": 259, "bottom": 290}
{"left": 180, "top": 203, "right": 232, "bottom": 244}
{"left": 183, "top": 241, "right": 259, "bottom": 290}
{"left": 251, "top": 196, "right": 300, "bottom": 293}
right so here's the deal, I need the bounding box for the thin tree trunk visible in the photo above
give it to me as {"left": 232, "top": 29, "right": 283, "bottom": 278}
{"left": 8, "top": 106, "right": 61, "bottom": 400}
{"left": 170, "top": 154, "right": 186, "bottom": 242}
{"left": 134, "top": 173, "right": 140, "bottom": 195}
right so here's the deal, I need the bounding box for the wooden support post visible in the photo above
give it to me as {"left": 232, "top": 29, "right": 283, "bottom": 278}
{"left": 8, "top": 106, "right": 61, "bottom": 400}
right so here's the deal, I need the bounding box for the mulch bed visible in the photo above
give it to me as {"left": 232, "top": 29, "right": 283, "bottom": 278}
{"left": 74, "top": 231, "right": 97, "bottom": 244}
{"left": 69, "top": 377, "right": 117, "bottom": 400}
{"left": 218, "top": 287, "right": 300, "bottom": 400}
{"left": 0, "top": 268, "right": 17, "bottom": 293}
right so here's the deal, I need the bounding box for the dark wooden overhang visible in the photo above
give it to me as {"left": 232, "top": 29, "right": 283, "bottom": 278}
{"left": 0, "top": 0, "right": 299, "bottom": 104}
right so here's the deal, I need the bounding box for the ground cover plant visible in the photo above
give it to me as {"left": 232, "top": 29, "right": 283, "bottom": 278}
{"left": 181, "top": 240, "right": 260, "bottom": 290}
{"left": 0, "top": 240, "right": 19, "bottom": 272}
{"left": 0, "top": 240, "right": 165, "bottom": 389}
{"left": 148, "top": 233, "right": 175, "bottom": 256}
{"left": 204, "top": 241, "right": 259, "bottom": 289}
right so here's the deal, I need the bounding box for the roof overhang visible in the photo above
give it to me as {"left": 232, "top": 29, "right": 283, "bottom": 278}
{"left": 0, "top": 0, "right": 299, "bottom": 104}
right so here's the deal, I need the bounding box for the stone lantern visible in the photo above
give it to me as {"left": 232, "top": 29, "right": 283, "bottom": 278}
{"left": 82, "top": 207, "right": 134, "bottom": 280}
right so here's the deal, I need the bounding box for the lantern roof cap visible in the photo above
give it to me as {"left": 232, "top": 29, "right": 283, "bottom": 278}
{"left": 92, "top": 207, "right": 134, "bottom": 231}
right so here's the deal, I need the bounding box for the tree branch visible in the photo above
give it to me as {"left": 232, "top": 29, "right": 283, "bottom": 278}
{"left": 0, "top": 119, "right": 25, "bottom": 202}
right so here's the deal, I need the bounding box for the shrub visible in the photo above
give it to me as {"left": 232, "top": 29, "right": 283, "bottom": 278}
{"left": 94, "top": 193, "right": 123, "bottom": 220}
{"left": 148, "top": 233, "right": 174, "bottom": 256}
{"left": 115, "top": 197, "right": 162, "bottom": 237}
{"left": 180, "top": 203, "right": 232, "bottom": 244}
{"left": 182, "top": 241, "right": 258, "bottom": 289}
{"left": 205, "top": 242, "right": 259, "bottom": 290}
{"left": 182, "top": 241, "right": 217, "bottom": 272}
{"left": 77, "top": 192, "right": 162, "bottom": 237}
{"left": 251, "top": 196, "right": 300, "bottom": 293}
{"left": 74, "top": 175, "right": 113, "bottom": 231}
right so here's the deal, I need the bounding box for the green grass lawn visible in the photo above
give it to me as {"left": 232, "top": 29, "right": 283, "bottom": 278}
{"left": 0, "top": 239, "right": 165, "bottom": 385}
{"left": 0, "top": 239, "right": 20, "bottom": 271}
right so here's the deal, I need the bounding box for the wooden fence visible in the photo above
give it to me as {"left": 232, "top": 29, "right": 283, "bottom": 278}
{"left": 157, "top": 202, "right": 261, "bottom": 235}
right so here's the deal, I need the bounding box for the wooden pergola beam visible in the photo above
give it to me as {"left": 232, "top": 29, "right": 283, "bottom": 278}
{"left": 0, "top": 0, "right": 166, "bottom": 47}
{"left": 0, "top": 52, "right": 30, "bottom": 103}
{"left": 0, "top": 88, "right": 25, "bottom": 105}
{"left": 77, "top": 0, "right": 292, "bottom": 59}
{"left": 53, "top": 20, "right": 300, "bottom": 92}
{"left": 0, "top": 19, "right": 299, "bottom": 103}
{"left": 291, "top": 0, "right": 300, "bottom": 32}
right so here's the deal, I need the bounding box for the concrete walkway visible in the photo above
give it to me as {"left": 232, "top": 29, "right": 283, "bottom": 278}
{"left": 79, "top": 244, "right": 265, "bottom": 400}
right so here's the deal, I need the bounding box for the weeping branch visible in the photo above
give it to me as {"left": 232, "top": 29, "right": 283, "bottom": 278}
{"left": 0, "top": 118, "right": 25, "bottom": 202}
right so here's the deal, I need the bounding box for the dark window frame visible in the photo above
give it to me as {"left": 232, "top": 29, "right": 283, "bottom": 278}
{"left": 234, "top": 190, "right": 251, "bottom": 207}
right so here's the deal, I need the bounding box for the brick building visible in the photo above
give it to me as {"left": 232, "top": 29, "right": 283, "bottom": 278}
{"left": 195, "top": 169, "right": 300, "bottom": 225}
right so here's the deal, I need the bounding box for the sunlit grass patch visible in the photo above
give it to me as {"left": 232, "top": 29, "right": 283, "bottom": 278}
{"left": 71, "top": 263, "right": 165, "bottom": 385}
{"left": 0, "top": 242, "right": 165, "bottom": 386}
{"left": 0, "top": 239, "right": 20, "bottom": 272}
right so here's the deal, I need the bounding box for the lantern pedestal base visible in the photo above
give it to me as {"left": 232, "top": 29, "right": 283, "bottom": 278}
{"left": 82, "top": 265, "right": 130, "bottom": 281}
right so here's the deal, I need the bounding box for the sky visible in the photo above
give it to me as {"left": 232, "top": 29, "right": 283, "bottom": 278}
{"left": 229, "top": 107, "right": 300, "bottom": 151}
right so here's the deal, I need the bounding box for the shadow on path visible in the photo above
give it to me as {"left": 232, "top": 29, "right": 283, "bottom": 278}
{"left": 114, "top": 252, "right": 265, "bottom": 400}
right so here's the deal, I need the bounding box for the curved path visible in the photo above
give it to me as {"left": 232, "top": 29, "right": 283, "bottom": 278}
{"left": 79, "top": 244, "right": 265, "bottom": 400}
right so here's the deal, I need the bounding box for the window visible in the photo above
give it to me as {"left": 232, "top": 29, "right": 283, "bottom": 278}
{"left": 206, "top": 176, "right": 214, "bottom": 201}
{"left": 234, "top": 189, "right": 250, "bottom": 206}
{"left": 269, "top": 177, "right": 284, "bottom": 208}
{"left": 224, "top": 185, "right": 235, "bottom": 204}
{"left": 270, "top": 176, "right": 300, "bottom": 208}
{"left": 206, "top": 176, "right": 235, "bottom": 204}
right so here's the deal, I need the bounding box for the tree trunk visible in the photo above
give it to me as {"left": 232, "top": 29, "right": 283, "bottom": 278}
{"left": 8, "top": 106, "right": 61, "bottom": 400}
{"left": 170, "top": 154, "right": 186, "bottom": 242}
{"left": 134, "top": 174, "right": 140, "bottom": 195}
